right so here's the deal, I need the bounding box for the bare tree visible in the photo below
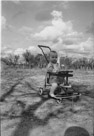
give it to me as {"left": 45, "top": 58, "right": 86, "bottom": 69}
{"left": 22, "top": 50, "right": 34, "bottom": 68}
{"left": 1, "top": 54, "right": 20, "bottom": 68}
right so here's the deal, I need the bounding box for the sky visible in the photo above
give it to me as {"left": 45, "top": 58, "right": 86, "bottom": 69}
{"left": 1, "top": 0, "right": 94, "bottom": 58}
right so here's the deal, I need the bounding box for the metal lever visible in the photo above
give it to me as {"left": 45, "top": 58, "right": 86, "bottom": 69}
{"left": 38, "top": 45, "right": 51, "bottom": 63}
{"left": 38, "top": 45, "right": 51, "bottom": 51}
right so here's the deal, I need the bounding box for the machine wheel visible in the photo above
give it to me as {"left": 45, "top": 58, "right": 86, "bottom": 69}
{"left": 38, "top": 88, "right": 43, "bottom": 95}
{"left": 56, "top": 98, "right": 63, "bottom": 104}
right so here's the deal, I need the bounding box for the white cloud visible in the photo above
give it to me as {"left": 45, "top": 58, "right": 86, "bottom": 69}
{"left": 1, "top": 46, "right": 7, "bottom": 51}
{"left": 28, "top": 46, "right": 35, "bottom": 50}
{"left": 1, "top": 46, "right": 12, "bottom": 52}
{"left": 1, "top": 46, "right": 13, "bottom": 57}
{"left": 4, "top": 36, "right": 93, "bottom": 58}
{"left": 51, "top": 10, "right": 63, "bottom": 20}
{"left": 79, "top": 37, "right": 94, "bottom": 53}
{"left": 1, "top": 16, "right": 6, "bottom": 29}
{"left": 27, "top": 46, "right": 41, "bottom": 55}
{"left": 19, "top": 26, "right": 32, "bottom": 35}
{"left": 34, "top": 10, "right": 83, "bottom": 44}
{"left": 14, "top": 48, "right": 25, "bottom": 55}
{"left": 1, "top": 45, "right": 39, "bottom": 57}
{"left": 14, "top": 46, "right": 39, "bottom": 56}
{"left": 5, "top": 50, "right": 13, "bottom": 54}
{"left": 56, "top": 37, "right": 94, "bottom": 58}
{"left": 34, "top": 10, "right": 93, "bottom": 58}
{"left": 1, "top": 46, "right": 25, "bottom": 57}
{"left": 1, "top": 16, "right": 15, "bottom": 31}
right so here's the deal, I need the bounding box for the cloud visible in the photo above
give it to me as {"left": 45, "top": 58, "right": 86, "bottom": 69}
{"left": 80, "top": 37, "right": 94, "bottom": 52}
{"left": 18, "top": 26, "right": 33, "bottom": 35}
{"left": 51, "top": 10, "right": 63, "bottom": 19}
{"left": 86, "top": 22, "right": 94, "bottom": 35}
{"left": 56, "top": 37, "right": 94, "bottom": 58}
{"left": 34, "top": 11, "right": 71, "bottom": 41}
{"left": 1, "top": 46, "right": 12, "bottom": 52}
{"left": 1, "top": 46, "right": 24, "bottom": 57}
{"left": 1, "top": 46, "right": 13, "bottom": 57}
{"left": 34, "top": 10, "right": 83, "bottom": 44}
{"left": 28, "top": 46, "right": 39, "bottom": 55}
{"left": 5, "top": 46, "right": 39, "bottom": 56}
{"left": 35, "top": 1, "right": 69, "bottom": 22}
{"left": 33, "top": 10, "right": 93, "bottom": 58}
{"left": 1, "top": 16, "right": 16, "bottom": 31}
{"left": 13, "top": 46, "right": 39, "bottom": 57}
{"left": 1, "top": 16, "right": 6, "bottom": 29}
{"left": 62, "top": 32, "right": 83, "bottom": 45}
{"left": 14, "top": 48, "right": 25, "bottom": 55}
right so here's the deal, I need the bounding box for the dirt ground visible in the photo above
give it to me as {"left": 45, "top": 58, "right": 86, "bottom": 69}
{"left": 0, "top": 66, "right": 94, "bottom": 136}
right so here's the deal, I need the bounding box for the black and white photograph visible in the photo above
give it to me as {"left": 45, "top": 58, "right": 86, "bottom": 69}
{"left": 1, "top": 1, "right": 94, "bottom": 136}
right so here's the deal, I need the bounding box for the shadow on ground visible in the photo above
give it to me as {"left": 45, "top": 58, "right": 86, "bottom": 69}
{"left": 1, "top": 79, "right": 93, "bottom": 136}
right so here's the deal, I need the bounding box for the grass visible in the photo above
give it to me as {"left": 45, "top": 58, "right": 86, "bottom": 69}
{"left": 1, "top": 67, "right": 94, "bottom": 136}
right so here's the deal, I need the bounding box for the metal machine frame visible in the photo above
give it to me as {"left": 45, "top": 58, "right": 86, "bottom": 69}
{"left": 38, "top": 45, "right": 81, "bottom": 103}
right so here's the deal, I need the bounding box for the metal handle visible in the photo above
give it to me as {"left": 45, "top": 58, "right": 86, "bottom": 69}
{"left": 38, "top": 45, "right": 51, "bottom": 63}
{"left": 38, "top": 45, "right": 51, "bottom": 51}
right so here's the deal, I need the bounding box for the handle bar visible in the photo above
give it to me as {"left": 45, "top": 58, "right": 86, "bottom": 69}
{"left": 38, "top": 45, "right": 51, "bottom": 63}
{"left": 38, "top": 45, "right": 51, "bottom": 51}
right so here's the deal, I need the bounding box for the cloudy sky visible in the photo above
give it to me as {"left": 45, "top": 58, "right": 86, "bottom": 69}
{"left": 1, "top": 0, "right": 94, "bottom": 58}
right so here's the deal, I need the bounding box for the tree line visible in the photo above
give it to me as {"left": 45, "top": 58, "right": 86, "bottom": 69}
{"left": 1, "top": 50, "right": 94, "bottom": 70}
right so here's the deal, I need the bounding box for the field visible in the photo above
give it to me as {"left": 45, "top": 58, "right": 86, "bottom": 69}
{"left": 0, "top": 65, "right": 94, "bottom": 136}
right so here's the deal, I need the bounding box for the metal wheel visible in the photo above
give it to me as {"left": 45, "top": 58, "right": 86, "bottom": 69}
{"left": 56, "top": 98, "right": 63, "bottom": 104}
{"left": 39, "top": 87, "right": 43, "bottom": 95}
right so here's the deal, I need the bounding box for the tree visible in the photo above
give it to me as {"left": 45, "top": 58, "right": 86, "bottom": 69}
{"left": 1, "top": 54, "right": 20, "bottom": 68}
{"left": 35, "top": 54, "right": 43, "bottom": 67}
{"left": 22, "top": 50, "right": 35, "bottom": 68}
{"left": 13, "top": 55, "right": 20, "bottom": 67}
{"left": 60, "top": 56, "right": 72, "bottom": 69}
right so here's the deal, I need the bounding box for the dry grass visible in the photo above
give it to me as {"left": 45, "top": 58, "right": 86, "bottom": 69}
{"left": 0, "top": 67, "right": 94, "bottom": 136}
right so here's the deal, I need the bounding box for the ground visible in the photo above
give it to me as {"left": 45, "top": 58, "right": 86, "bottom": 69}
{"left": 0, "top": 66, "right": 94, "bottom": 136}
